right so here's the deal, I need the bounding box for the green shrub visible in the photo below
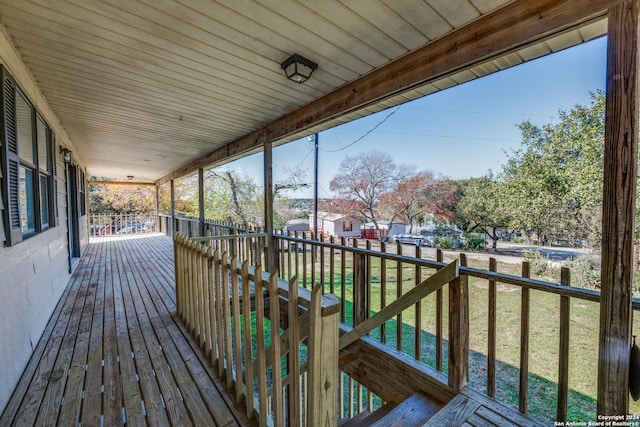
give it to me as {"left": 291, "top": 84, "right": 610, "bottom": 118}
{"left": 464, "top": 233, "right": 485, "bottom": 251}
{"left": 523, "top": 250, "right": 549, "bottom": 277}
{"left": 562, "top": 256, "right": 600, "bottom": 290}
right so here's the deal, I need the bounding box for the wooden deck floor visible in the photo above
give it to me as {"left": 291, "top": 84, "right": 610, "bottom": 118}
{"left": 0, "top": 234, "right": 252, "bottom": 427}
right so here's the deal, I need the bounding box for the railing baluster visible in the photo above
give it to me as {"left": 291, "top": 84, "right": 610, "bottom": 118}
{"left": 207, "top": 248, "right": 217, "bottom": 364}
{"left": 340, "top": 237, "right": 346, "bottom": 323}
{"left": 436, "top": 249, "right": 443, "bottom": 372}
{"left": 222, "top": 251, "right": 233, "bottom": 388}
{"left": 415, "top": 245, "right": 422, "bottom": 361}
{"left": 287, "top": 276, "right": 300, "bottom": 426}
{"left": 557, "top": 267, "right": 571, "bottom": 422}
{"left": 215, "top": 249, "right": 225, "bottom": 377}
{"left": 269, "top": 273, "right": 284, "bottom": 426}
{"left": 520, "top": 261, "right": 531, "bottom": 414}
{"left": 320, "top": 235, "right": 326, "bottom": 292}
{"left": 487, "top": 257, "right": 497, "bottom": 398}
{"left": 231, "top": 256, "right": 243, "bottom": 402}
{"left": 396, "top": 243, "right": 403, "bottom": 352}
{"left": 302, "top": 233, "right": 308, "bottom": 289}
{"left": 254, "top": 269, "right": 268, "bottom": 426}
{"left": 329, "top": 236, "right": 335, "bottom": 295}
{"left": 380, "top": 242, "right": 387, "bottom": 344}
{"left": 241, "top": 261, "right": 255, "bottom": 418}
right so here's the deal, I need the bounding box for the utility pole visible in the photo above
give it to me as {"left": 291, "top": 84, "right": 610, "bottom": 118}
{"left": 313, "top": 133, "right": 319, "bottom": 240}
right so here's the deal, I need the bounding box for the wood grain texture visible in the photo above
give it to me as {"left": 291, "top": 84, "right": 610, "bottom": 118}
{"left": 157, "top": 0, "right": 616, "bottom": 185}
{"left": 2, "top": 235, "right": 246, "bottom": 426}
{"left": 448, "top": 254, "right": 469, "bottom": 392}
{"left": 339, "top": 260, "right": 458, "bottom": 350}
{"left": 369, "top": 391, "right": 441, "bottom": 426}
{"left": 519, "top": 262, "right": 530, "bottom": 414}
{"left": 598, "top": 0, "right": 639, "bottom": 415}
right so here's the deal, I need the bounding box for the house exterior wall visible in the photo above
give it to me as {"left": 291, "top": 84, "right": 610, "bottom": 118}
{"left": 0, "top": 23, "right": 86, "bottom": 413}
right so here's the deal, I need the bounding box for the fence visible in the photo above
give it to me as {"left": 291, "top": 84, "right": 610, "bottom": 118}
{"left": 89, "top": 213, "right": 156, "bottom": 237}
{"left": 174, "top": 232, "right": 341, "bottom": 426}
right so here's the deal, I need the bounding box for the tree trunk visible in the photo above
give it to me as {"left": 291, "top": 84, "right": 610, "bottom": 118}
{"left": 226, "top": 171, "right": 248, "bottom": 227}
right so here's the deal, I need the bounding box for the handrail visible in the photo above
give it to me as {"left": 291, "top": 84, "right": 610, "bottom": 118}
{"left": 173, "top": 232, "right": 340, "bottom": 427}
{"left": 339, "top": 260, "right": 459, "bottom": 349}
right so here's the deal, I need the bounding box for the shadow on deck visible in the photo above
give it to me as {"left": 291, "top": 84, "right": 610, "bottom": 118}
{"left": 0, "top": 234, "right": 252, "bottom": 426}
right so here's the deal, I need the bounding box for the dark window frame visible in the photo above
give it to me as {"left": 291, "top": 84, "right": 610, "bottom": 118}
{"left": 1, "top": 66, "right": 57, "bottom": 246}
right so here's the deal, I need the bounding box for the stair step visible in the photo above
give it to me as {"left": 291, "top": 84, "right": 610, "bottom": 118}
{"left": 338, "top": 410, "right": 372, "bottom": 427}
{"left": 369, "top": 391, "right": 443, "bottom": 427}
{"left": 363, "top": 403, "right": 396, "bottom": 424}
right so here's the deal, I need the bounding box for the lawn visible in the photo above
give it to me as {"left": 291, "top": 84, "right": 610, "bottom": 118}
{"left": 278, "top": 246, "right": 640, "bottom": 423}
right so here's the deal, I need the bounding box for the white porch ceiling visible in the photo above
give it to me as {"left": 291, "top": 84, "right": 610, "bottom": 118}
{"left": 0, "top": 0, "right": 607, "bottom": 181}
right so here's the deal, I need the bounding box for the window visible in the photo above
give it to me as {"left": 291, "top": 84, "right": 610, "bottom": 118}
{"left": 1, "top": 67, "right": 57, "bottom": 246}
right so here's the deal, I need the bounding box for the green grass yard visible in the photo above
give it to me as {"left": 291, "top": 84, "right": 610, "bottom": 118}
{"left": 279, "top": 248, "right": 640, "bottom": 423}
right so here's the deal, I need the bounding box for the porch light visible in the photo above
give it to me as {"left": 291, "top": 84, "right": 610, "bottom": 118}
{"left": 281, "top": 54, "right": 317, "bottom": 84}
{"left": 59, "top": 147, "right": 72, "bottom": 163}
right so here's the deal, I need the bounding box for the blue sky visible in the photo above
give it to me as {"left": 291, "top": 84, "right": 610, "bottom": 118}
{"left": 226, "top": 36, "right": 607, "bottom": 199}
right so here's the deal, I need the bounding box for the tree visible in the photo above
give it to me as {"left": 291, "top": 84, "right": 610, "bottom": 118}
{"left": 89, "top": 181, "right": 156, "bottom": 214}
{"left": 329, "top": 151, "right": 412, "bottom": 240}
{"left": 454, "top": 175, "right": 511, "bottom": 250}
{"left": 204, "top": 168, "right": 263, "bottom": 227}
{"left": 501, "top": 91, "right": 605, "bottom": 245}
{"left": 379, "top": 171, "right": 458, "bottom": 234}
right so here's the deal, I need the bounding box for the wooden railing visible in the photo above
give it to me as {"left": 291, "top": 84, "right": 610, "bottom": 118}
{"left": 173, "top": 233, "right": 341, "bottom": 427}
{"left": 270, "top": 231, "right": 640, "bottom": 423}
{"left": 89, "top": 213, "right": 156, "bottom": 236}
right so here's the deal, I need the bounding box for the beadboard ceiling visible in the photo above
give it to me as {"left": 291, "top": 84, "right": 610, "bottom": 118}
{"left": 0, "top": 0, "right": 607, "bottom": 181}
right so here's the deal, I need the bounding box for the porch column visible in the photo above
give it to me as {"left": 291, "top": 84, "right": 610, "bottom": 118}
{"left": 198, "top": 168, "right": 205, "bottom": 236}
{"left": 155, "top": 184, "right": 160, "bottom": 233}
{"left": 598, "top": 0, "right": 640, "bottom": 415}
{"left": 170, "top": 179, "right": 176, "bottom": 235}
{"left": 264, "top": 140, "right": 276, "bottom": 272}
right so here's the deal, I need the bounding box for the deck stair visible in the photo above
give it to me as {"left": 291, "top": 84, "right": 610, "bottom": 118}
{"left": 338, "top": 392, "right": 442, "bottom": 426}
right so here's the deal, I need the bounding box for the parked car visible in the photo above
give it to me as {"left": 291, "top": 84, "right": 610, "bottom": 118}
{"left": 393, "top": 234, "right": 433, "bottom": 247}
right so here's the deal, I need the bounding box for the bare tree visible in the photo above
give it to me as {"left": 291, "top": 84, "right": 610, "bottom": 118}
{"left": 329, "top": 151, "right": 412, "bottom": 240}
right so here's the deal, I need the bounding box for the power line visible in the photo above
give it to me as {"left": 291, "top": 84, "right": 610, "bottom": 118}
{"left": 320, "top": 105, "right": 401, "bottom": 153}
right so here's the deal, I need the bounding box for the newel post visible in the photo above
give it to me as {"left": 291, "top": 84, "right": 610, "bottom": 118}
{"left": 598, "top": 0, "right": 640, "bottom": 415}
{"left": 448, "top": 253, "right": 469, "bottom": 391}
{"left": 308, "top": 284, "right": 340, "bottom": 427}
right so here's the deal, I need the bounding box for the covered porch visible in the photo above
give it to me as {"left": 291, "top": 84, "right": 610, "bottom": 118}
{"left": 0, "top": 0, "right": 639, "bottom": 424}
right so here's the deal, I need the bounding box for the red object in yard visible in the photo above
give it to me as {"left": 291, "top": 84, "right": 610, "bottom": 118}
{"left": 361, "top": 228, "right": 378, "bottom": 240}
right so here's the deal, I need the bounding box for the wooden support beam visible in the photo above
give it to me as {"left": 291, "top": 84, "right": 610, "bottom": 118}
{"left": 263, "top": 140, "right": 276, "bottom": 272}
{"left": 598, "top": 0, "right": 640, "bottom": 415}
{"left": 170, "top": 179, "right": 175, "bottom": 235}
{"left": 198, "top": 168, "right": 205, "bottom": 237}
{"left": 87, "top": 180, "right": 155, "bottom": 186}
{"left": 157, "top": 0, "right": 617, "bottom": 185}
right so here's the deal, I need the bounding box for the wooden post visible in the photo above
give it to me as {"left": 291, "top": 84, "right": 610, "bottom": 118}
{"left": 198, "top": 168, "right": 205, "bottom": 237}
{"left": 448, "top": 253, "right": 469, "bottom": 391}
{"left": 307, "top": 284, "right": 339, "bottom": 427}
{"left": 263, "top": 140, "right": 276, "bottom": 272}
{"left": 352, "top": 241, "right": 368, "bottom": 326}
{"left": 170, "top": 179, "right": 176, "bottom": 235}
{"left": 598, "top": 0, "right": 640, "bottom": 416}
{"left": 155, "top": 184, "right": 160, "bottom": 233}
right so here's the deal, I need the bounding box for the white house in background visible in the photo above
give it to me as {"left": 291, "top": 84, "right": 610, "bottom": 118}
{"left": 309, "top": 212, "right": 361, "bottom": 238}
{"left": 362, "top": 221, "right": 407, "bottom": 240}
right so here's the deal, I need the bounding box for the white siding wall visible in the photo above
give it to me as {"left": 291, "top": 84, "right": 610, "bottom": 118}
{"left": 0, "top": 23, "right": 85, "bottom": 413}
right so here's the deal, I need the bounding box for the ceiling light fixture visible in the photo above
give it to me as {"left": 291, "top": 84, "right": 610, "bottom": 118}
{"left": 281, "top": 54, "right": 317, "bottom": 84}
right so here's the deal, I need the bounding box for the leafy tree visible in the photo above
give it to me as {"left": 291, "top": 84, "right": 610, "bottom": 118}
{"left": 501, "top": 91, "right": 605, "bottom": 245}
{"left": 454, "top": 175, "right": 510, "bottom": 250}
{"left": 89, "top": 180, "right": 156, "bottom": 214}
{"left": 379, "top": 171, "right": 458, "bottom": 234}
{"left": 204, "top": 168, "right": 263, "bottom": 227}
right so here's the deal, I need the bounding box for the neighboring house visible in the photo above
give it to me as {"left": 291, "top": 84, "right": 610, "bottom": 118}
{"left": 309, "top": 212, "right": 361, "bottom": 238}
{"left": 362, "top": 221, "right": 407, "bottom": 240}
{"left": 284, "top": 218, "right": 309, "bottom": 234}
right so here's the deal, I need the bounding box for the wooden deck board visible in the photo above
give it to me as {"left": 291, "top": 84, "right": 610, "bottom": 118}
{"left": 1, "top": 234, "right": 251, "bottom": 426}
